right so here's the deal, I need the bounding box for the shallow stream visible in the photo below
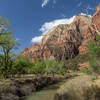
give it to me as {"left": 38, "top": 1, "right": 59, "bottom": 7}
{"left": 21, "top": 81, "right": 64, "bottom": 100}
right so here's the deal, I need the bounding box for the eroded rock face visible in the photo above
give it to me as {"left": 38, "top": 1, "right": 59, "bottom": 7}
{"left": 92, "top": 4, "right": 100, "bottom": 34}
{"left": 23, "top": 45, "right": 41, "bottom": 61}
{"left": 22, "top": 4, "right": 100, "bottom": 62}
{"left": 23, "top": 15, "right": 96, "bottom": 61}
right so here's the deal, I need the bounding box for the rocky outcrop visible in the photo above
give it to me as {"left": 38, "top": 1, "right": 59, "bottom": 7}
{"left": 78, "top": 62, "right": 89, "bottom": 70}
{"left": 92, "top": 4, "right": 100, "bottom": 34}
{"left": 23, "top": 45, "right": 41, "bottom": 61}
{"left": 23, "top": 4, "right": 100, "bottom": 61}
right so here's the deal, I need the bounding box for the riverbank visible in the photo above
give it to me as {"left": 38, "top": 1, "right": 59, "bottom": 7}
{"left": 21, "top": 80, "right": 65, "bottom": 100}
{"left": 0, "top": 73, "right": 78, "bottom": 100}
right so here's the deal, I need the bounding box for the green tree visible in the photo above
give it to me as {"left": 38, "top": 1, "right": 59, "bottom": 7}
{"left": 12, "top": 55, "right": 33, "bottom": 76}
{"left": 45, "top": 60, "right": 63, "bottom": 77}
{"left": 32, "top": 59, "right": 45, "bottom": 75}
{"left": 0, "top": 16, "right": 18, "bottom": 78}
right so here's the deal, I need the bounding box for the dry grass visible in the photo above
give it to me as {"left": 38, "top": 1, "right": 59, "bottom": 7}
{"left": 55, "top": 74, "right": 100, "bottom": 100}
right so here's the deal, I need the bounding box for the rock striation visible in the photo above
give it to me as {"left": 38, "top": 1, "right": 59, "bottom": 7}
{"left": 92, "top": 4, "right": 100, "bottom": 34}
{"left": 23, "top": 5, "right": 100, "bottom": 61}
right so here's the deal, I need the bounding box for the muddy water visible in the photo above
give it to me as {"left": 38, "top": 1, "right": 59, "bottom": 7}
{"left": 22, "top": 82, "right": 64, "bottom": 100}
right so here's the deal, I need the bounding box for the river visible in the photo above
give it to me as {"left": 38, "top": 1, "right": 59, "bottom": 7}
{"left": 21, "top": 81, "right": 64, "bottom": 100}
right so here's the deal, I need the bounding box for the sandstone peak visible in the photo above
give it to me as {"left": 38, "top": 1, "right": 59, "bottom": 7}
{"left": 22, "top": 5, "right": 100, "bottom": 62}
{"left": 92, "top": 4, "right": 100, "bottom": 34}
{"left": 23, "top": 13, "right": 97, "bottom": 61}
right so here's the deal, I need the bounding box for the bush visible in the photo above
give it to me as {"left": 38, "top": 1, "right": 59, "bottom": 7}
{"left": 80, "top": 67, "right": 92, "bottom": 75}
{"left": 89, "top": 60, "right": 100, "bottom": 74}
{"left": 63, "top": 54, "right": 90, "bottom": 71}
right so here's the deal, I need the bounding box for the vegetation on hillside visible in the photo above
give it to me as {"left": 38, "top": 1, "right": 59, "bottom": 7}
{"left": 87, "top": 36, "right": 100, "bottom": 74}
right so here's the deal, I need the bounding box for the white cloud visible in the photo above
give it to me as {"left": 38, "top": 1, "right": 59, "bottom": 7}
{"left": 31, "top": 36, "right": 43, "bottom": 43}
{"left": 42, "top": 0, "right": 50, "bottom": 8}
{"left": 80, "top": 13, "right": 92, "bottom": 18}
{"left": 78, "top": 2, "right": 82, "bottom": 7}
{"left": 41, "top": 0, "right": 56, "bottom": 8}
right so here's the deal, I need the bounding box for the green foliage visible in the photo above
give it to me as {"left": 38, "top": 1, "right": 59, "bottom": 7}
{"left": 89, "top": 60, "right": 100, "bottom": 74}
{"left": 45, "top": 59, "right": 67, "bottom": 76}
{"left": 88, "top": 39, "right": 100, "bottom": 59}
{"left": 65, "top": 59, "right": 78, "bottom": 70}
{"left": 87, "top": 35, "right": 100, "bottom": 74}
{"left": 12, "top": 55, "right": 33, "bottom": 75}
{"left": 32, "top": 59, "right": 45, "bottom": 75}
{"left": 80, "top": 67, "right": 92, "bottom": 75}
{"left": 61, "top": 54, "right": 90, "bottom": 71}
{"left": 0, "top": 16, "right": 19, "bottom": 78}
{"left": 56, "top": 61, "right": 66, "bottom": 75}
{"left": 45, "top": 59, "right": 57, "bottom": 74}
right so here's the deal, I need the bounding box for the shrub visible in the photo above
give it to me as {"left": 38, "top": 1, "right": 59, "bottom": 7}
{"left": 80, "top": 67, "right": 92, "bottom": 75}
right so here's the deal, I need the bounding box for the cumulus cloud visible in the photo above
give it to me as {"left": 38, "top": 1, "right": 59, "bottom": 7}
{"left": 31, "top": 36, "right": 43, "bottom": 43}
{"left": 42, "top": 0, "right": 50, "bottom": 8}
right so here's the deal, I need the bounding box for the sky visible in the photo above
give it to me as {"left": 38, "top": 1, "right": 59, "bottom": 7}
{"left": 0, "top": 0, "right": 100, "bottom": 53}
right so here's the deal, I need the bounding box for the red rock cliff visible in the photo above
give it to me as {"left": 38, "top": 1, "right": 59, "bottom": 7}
{"left": 22, "top": 5, "right": 100, "bottom": 61}
{"left": 92, "top": 4, "right": 100, "bottom": 34}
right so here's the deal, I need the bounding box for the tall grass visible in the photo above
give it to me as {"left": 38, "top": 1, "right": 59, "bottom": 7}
{"left": 54, "top": 74, "right": 100, "bottom": 100}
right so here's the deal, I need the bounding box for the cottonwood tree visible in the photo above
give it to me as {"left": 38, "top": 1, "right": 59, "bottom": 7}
{"left": 0, "top": 16, "right": 18, "bottom": 78}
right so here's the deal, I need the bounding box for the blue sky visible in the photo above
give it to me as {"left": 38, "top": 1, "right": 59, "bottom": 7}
{"left": 0, "top": 0, "right": 100, "bottom": 53}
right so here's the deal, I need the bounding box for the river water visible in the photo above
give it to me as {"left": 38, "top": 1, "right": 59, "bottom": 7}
{"left": 22, "top": 82, "right": 64, "bottom": 100}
